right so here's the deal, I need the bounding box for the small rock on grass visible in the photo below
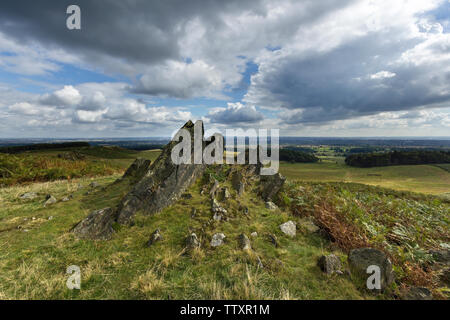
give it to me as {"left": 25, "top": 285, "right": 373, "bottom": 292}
{"left": 239, "top": 234, "right": 251, "bottom": 250}
{"left": 211, "top": 233, "right": 226, "bottom": 247}
{"left": 147, "top": 229, "right": 163, "bottom": 246}
{"left": 280, "top": 221, "right": 296, "bottom": 237}
{"left": 44, "top": 195, "right": 57, "bottom": 207}
{"left": 19, "top": 192, "right": 38, "bottom": 200}
{"left": 265, "top": 201, "right": 278, "bottom": 210}
{"left": 318, "top": 254, "right": 342, "bottom": 274}
{"left": 186, "top": 233, "right": 201, "bottom": 250}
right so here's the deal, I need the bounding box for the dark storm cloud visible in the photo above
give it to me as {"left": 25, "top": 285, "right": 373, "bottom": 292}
{"left": 0, "top": 0, "right": 261, "bottom": 67}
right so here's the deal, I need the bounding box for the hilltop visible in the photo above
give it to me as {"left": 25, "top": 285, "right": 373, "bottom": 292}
{"left": 0, "top": 121, "right": 448, "bottom": 300}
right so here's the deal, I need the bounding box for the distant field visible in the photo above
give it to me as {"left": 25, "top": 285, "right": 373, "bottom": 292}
{"left": 279, "top": 161, "right": 450, "bottom": 195}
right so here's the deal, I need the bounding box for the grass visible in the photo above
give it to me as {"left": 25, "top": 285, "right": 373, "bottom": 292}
{"left": 0, "top": 147, "right": 448, "bottom": 299}
{"left": 0, "top": 170, "right": 371, "bottom": 300}
{"left": 0, "top": 147, "right": 161, "bottom": 187}
{"left": 279, "top": 161, "right": 450, "bottom": 196}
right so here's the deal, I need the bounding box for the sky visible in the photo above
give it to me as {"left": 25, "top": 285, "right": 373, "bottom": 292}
{"left": 0, "top": 0, "right": 449, "bottom": 138}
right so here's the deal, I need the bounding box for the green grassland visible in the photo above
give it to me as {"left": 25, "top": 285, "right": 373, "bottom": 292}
{"left": 0, "top": 146, "right": 448, "bottom": 299}
{"left": 0, "top": 172, "right": 371, "bottom": 300}
{"left": 279, "top": 160, "right": 450, "bottom": 196}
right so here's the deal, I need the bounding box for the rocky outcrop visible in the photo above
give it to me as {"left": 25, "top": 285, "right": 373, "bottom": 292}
{"left": 212, "top": 198, "right": 227, "bottom": 221}
{"left": 123, "top": 158, "right": 151, "bottom": 180}
{"left": 231, "top": 170, "right": 244, "bottom": 196}
{"left": 115, "top": 120, "right": 207, "bottom": 225}
{"left": 260, "top": 173, "right": 286, "bottom": 201}
{"left": 348, "top": 248, "right": 394, "bottom": 290}
{"left": 71, "top": 207, "right": 116, "bottom": 240}
{"left": 318, "top": 254, "right": 342, "bottom": 274}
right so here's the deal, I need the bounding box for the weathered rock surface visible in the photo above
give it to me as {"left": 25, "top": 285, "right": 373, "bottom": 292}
{"left": 429, "top": 249, "right": 450, "bottom": 265}
{"left": 116, "top": 120, "right": 207, "bottom": 225}
{"left": 318, "top": 254, "right": 342, "bottom": 274}
{"left": 44, "top": 195, "right": 57, "bottom": 206}
{"left": 239, "top": 233, "right": 251, "bottom": 250}
{"left": 186, "top": 233, "right": 201, "bottom": 250}
{"left": 298, "top": 217, "right": 320, "bottom": 233}
{"left": 231, "top": 170, "right": 245, "bottom": 196}
{"left": 260, "top": 173, "right": 286, "bottom": 201}
{"left": 211, "top": 233, "right": 226, "bottom": 247}
{"left": 212, "top": 198, "right": 227, "bottom": 221}
{"left": 222, "top": 187, "right": 231, "bottom": 200}
{"left": 147, "top": 229, "right": 163, "bottom": 246}
{"left": 265, "top": 201, "right": 278, "bottom": 210}
{"left": 402, "top": 287, "right": 433, "bottom": 300}
{"left": 348, "top": 248, "right": 394, "bottom": 290}
{"left": 20, "top": 192, "right": 38, "bottom": 200}
{"left": 122, "top": 158, "right": 151, "bottom": 180}
{"left": 71, "top": 207, "right": 116, "bottom": 240}
{"left": 209, "top": 179, "right": 220, "bottom": 198}
{"left": 280, "top": 221, "right": 296, "bottom": 237}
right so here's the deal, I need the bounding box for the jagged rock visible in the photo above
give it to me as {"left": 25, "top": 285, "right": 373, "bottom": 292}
{"left": 71, "top": 207, "right": 116, "bottom": 240}
{"left": 209, "top": 179, "right": 220, "bottom": 197}
{"left": 116, "top": 120, "right": 207, "bottom": 225}
{"left": 212, "top": 198, "right": 227, "bottom": 221}
{"left": 231, "top": 170, "right": 245, "bottom": 196}
{"left": 260, "top": 172, "right": 286, "bottom": 201}
{"left": 44, "top": 195, "right": 57, "bottom": 207}
{"left": 239, "top": 234, "right": 251, "bottom": 250}
{"left": 221, "top": 187, "right": 231, "bottom": 200}
{"left": 280, "top": 221, "right": 296, "bottom": 237}
{"left": 429, "top": 249, "right": 450, "bottom": 265}
{"left": 122, "top": 158, "right": 151, "bottom": 180}
{"left": 147, "top": 229, "right": 163, "bottom": 246}
{"left": 20, "top": 192, "right": 37, "bottom": 200}
{"left": 318, "top": 254, "right": 342, "bottom": 274}
{"left": 251, "top": 232, "right": 258, "bottom": 237}
{"left": 89, "top": 181, "right": 99, "bottom": 188}
{"left": 402, "top": 287, "right": 433, "bottom": 300}
{"left": 265, "top": 201, "right": 278, "bottom": 210}
{"left": 211, "top": 233, "right": 226, "bottom": 247}
{"left": 348, "top": 248, "right": 394, "bottom": 290}
{"left": 298, "top": 217, "right": 320, "bottom": 233}
{"left": 186, "top": 233, "right": 201, "bottom": 250}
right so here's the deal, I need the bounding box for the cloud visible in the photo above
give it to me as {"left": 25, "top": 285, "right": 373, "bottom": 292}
{"left": 244, "top": 0, "right": 450, "bottom": 124}
{"left": 207, "top": 102, "right": 264, "bottom": 124}
{"left": 132, "top": 60, "right": 223, "bottom": 99}
{"left": 40, "top": 85, "right": 82, "bottom": 107}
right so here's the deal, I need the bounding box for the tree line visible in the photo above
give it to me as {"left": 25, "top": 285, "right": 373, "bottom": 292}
{"left": 345, "top": 150, "right": 450, "bottom": 167}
